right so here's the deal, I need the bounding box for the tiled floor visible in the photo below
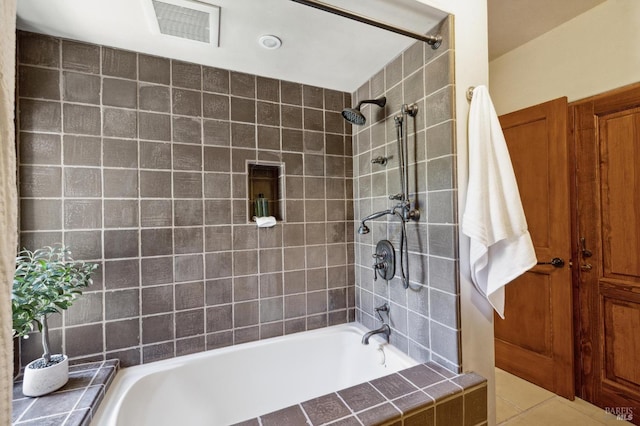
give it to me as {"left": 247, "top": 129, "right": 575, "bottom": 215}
{"left": 496, "top": 368, "right": 633, "bottom": 425}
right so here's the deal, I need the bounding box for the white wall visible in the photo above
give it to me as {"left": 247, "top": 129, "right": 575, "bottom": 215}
{"left": 490, "top": 0, "right": 640, "bottom": 115}
{"left": 419, "top": 1, "right": 496, "bottom": 424}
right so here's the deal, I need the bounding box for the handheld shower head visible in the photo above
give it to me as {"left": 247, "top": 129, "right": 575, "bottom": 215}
{"left": 341, "top": 96, "right": 386, "bottom": 126}
{"left": 357, "top": 208, "right": 394, "bottom": 236}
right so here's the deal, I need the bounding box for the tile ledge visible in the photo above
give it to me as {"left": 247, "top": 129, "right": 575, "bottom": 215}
{"left": 235, "top": 364, "right": 486, "bottom": 426}
{"left": 12, "top": 359, "right": 119, "bottom": 426}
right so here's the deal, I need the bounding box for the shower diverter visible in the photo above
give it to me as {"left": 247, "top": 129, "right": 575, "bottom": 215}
{"left": 372, "top": 240, "right": 395, "bottom": 281}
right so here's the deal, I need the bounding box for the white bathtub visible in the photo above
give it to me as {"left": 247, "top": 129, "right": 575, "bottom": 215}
{"left": 92, "top": 323, "right": 418, "bottom": 426}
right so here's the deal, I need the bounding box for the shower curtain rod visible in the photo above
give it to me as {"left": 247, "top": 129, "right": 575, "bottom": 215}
{"left": 290, "top": 0, "right": 442, "bottom": 49}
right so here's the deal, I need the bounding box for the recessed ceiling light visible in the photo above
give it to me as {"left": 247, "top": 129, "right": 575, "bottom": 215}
{"left": 258, "top": 35, "right": 282, "bottom": 50}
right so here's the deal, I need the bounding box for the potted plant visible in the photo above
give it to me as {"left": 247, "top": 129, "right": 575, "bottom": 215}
{"left": 12, "top": 245, "right": 97, "bottom": 397}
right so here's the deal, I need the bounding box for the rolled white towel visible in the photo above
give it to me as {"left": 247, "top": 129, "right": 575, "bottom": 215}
{"left": 253, "top": 216, "right": 277, "bottom": 228}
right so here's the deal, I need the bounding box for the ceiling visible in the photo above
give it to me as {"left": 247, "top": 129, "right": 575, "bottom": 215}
{"left": 488, "top": 0, "right": 607, "bottom": 60}
{"left": 16, "top": 0, "right": 446, "bottom": 93}
{"left": 16, "top": 0, "right": 609, "bottom": 92}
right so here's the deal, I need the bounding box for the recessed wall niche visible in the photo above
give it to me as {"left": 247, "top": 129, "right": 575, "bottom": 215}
{"left": 248, "top": 163, "right": 282, "bottom": 221}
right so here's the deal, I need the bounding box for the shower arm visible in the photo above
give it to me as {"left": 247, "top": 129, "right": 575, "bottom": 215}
{"left": 361, "top": 208, "right": 395, "bottom": 223}
{"left": 359, "top": 204, "right": 411, "bottom": 229}
{"left": 356, "top": 99, "right": 384, "bottom": 109}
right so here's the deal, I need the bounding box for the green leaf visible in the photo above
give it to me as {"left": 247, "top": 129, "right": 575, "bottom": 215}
{"left": 12, "top": 245, "right": 97, "bottom": 340}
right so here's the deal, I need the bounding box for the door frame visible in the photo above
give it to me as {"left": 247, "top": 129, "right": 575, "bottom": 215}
{"left": 569, "top": 81, "right": 640, "bottom": 405}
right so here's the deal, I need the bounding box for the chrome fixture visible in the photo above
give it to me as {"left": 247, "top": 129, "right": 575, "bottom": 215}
{"left": 342, "top": 96, "right": 386, "bottom": 126}
{"left": 362, "top": 303, "right": 391, "bottom": 345}
{"left": 357, "top": 103, "right": 420, "bottom": 289}
{"left": 289, "top": 0, "right": 442, "bottom": 48}
{"left": 357, "top": 204, "right": 414, "bottom": 288}
{"left": 371, "top": 155, "right": 389, "bottom": 166}
{"left": 372, "top": 240, "right": 395, "bottom": 281}
{"left": 357, "top": 208, "right": 396, "bottom": 235}
{"left": 466, "top": 86, "right": 475, "bottom": 102}
{"left": 362, "top": 325, "right": 390, "bottom": 345}
{"left": 393, "top": 103, "right": 418, "bottom": 206}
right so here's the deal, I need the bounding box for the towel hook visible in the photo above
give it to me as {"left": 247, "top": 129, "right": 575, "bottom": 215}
{"left": 466, "top": 86, "right": 475, "bottom": 102}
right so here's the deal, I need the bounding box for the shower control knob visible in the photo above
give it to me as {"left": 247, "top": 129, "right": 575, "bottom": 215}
{"left": 371, "top": 156, "right": 388, "bottom": 165}
{"left": 406, "top": 209, "right": 420, "bottom": 221}
{"left": 402, "top": 103, "right": 419, "bottom": 117}
{"left": 372, "top": 262, "right": 387, "bottom": 281}
{"left": 373, "top": 240, "right": 395, "bottom": 281}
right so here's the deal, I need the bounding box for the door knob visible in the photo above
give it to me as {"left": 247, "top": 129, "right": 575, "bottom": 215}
{"left": 537, "top": 257, "right": 565, "bottom": 268}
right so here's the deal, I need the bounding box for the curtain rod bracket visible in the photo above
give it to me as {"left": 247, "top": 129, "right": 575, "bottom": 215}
{"left": 290, "top": 0, "right": 442, "bottom": 48}
{"left": 430, "top": 36, "right": 442, "bottom": 50}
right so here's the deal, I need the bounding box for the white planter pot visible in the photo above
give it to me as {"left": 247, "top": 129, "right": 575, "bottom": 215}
{"left": 22, "top": 354, "right": 69, "bottom": 397}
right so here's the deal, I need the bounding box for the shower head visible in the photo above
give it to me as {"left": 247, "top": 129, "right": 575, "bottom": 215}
{"left": 342, "top": 108, "right": 366, "bottom": 126}
{"left": 342, "top": 96, "right": 386, "bottom": 126}
{"left": 357, "top": 222, "right": 370, "bottom": 234}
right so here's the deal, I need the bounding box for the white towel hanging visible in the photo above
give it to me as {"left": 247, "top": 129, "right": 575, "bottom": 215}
{"left": 462, "top": 85, "right": 537, "bottom": 318}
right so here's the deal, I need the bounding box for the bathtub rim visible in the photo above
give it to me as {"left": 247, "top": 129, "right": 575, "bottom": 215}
{"left": 91, "top": 322, "right": 416, "bottom": 426}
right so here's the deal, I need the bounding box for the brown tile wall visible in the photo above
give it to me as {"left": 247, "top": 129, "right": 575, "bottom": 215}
{"left": 16, "top": 31, "right": 355, "bottom": 367}
{"left": 353, "top": 17, "right": 461, "bottom": 372}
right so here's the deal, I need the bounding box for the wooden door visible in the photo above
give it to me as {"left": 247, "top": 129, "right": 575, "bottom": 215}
{"left": 573, "top": 84, "right": 640, "bottom": 423}
{"left": 494, "top": 97, "right": 575, "bottom": 399}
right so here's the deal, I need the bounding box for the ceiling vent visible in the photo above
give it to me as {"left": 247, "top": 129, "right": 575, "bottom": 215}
{"left": 147, "top": 0, "right": 220, "bottom": 46}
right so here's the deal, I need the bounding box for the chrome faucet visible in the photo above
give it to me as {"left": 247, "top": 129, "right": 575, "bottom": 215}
{"left": 362, "top": 323, "right": 391, "bottom": 345}
{"left": 362, "top": 303, "right": 391, "bottom": 345}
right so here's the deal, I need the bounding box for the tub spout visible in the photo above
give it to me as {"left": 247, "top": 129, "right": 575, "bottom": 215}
{"left": 362, "top": 324, "right": 391, "bottom": 345}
